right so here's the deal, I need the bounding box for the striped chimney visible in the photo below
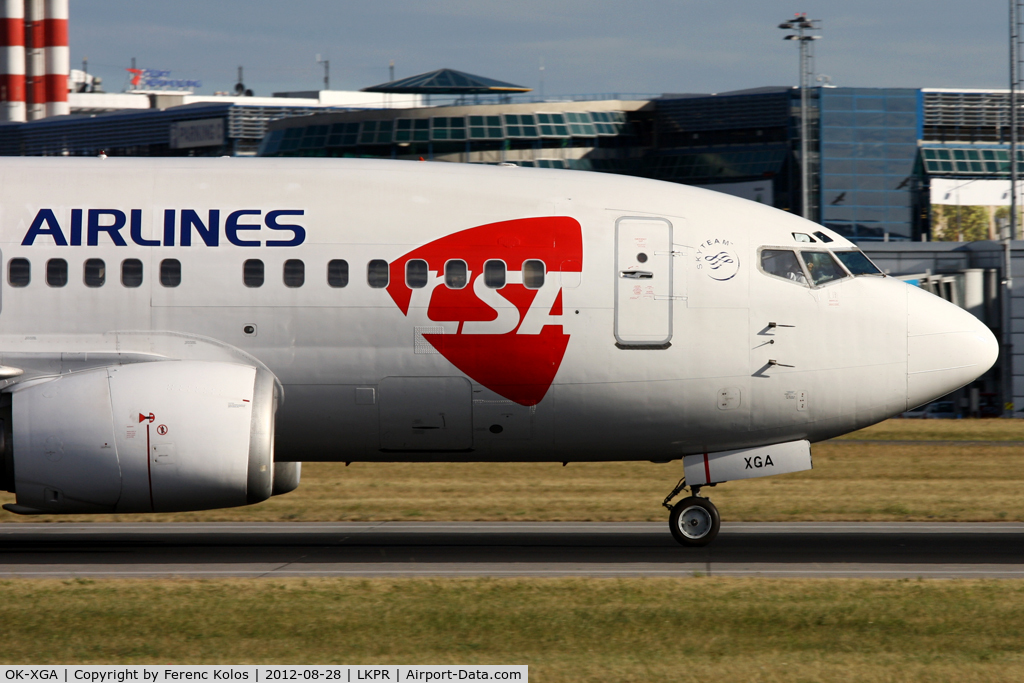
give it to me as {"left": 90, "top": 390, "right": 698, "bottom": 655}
{"left": 0, "top": 0, "right": 24, "bottom": 122}
{"left": 42, "top": 0, "right": 66, "bottom": 117}
{"left": 23, "top": 0, "right": 43, "bottom": 120}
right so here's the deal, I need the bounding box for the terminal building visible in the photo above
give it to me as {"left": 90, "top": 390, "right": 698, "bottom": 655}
{"left": 0, "top": 89, "right": 422, "bottom": 157}
{"left": 2, "top": 69, "right": 1018, "bottom": 246}
{"left": 259, "top": 83, "right": 1024, "bottom": 245}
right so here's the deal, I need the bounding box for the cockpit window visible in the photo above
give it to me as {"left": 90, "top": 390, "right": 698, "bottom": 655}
{"left": 800, "top": 251, "right": 846, "bottom": 286}
{"left": 761, "top": 249, "right": 808, "bottom": 285}
{"left": 834, "top": 250, "right": 882, "bottom": 276}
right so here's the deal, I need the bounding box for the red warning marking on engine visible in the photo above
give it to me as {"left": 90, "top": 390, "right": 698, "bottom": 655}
{"left": 139, "top": 412, "right": 155, "bottom": 424}
{"left": 156, "top": 424, "right": 168, "bottom": 436}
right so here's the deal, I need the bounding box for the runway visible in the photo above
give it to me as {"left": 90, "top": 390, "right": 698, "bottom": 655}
{"left": 1, "top": 521, "right": 1023, "bottom": 578}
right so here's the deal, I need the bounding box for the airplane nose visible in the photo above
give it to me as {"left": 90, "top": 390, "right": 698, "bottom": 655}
{"left": 906, "top": 284, "right": 999, "bottom": 409}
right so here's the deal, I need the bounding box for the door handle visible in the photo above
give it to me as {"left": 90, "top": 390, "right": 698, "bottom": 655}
{"left": 620, "top": 271, "right": 653, "bottom": 279}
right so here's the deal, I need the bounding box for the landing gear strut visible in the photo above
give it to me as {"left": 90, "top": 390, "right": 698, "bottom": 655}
{"left": 662, "top": 477, "right": 721, "bottom": 547}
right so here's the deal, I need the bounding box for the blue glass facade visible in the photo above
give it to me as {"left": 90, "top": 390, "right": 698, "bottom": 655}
{"left": 650, "top": 87, "right": 929, "bottom": 238}
{"left": 650, "top": 88, "right": 795, "bottom": 211}
{"left": 818, "top": 88, "right": 922, "bottom": 240}
{"left": 250, "top": 86, "right": 1004, "bottom": 243}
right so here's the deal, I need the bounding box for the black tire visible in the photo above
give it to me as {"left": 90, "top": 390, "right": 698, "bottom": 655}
{"left": 669, "top": 496, "right": 721, "bottom": 547}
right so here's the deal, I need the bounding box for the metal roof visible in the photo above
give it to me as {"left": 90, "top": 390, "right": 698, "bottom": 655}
{"left": 362, "top": 68, "right": 530, "bottom": 95}
{"left": 0, "top": 102, "right": 339, "bottom": 155}
{"left": 659, "top": 86, "right": 792, "bottom": 100}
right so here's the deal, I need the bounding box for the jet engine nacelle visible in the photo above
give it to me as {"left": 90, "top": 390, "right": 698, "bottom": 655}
{"left": 0, "top": 360, "right": 278, "bottom": 514}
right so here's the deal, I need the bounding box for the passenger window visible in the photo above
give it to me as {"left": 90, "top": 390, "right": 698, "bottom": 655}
{"left": 367, "top": 259, "right": 389, "bottom": 288}
{"left": 523, "top": 259, "right": 545, "bottom": 289}
{"left": 327, "top": 259, "right": 348, "bottom": 288}
{"left": 46, "top": 258, "right": 67, "bottom": 287}
{"left": 760, "top": 249, "right": 807, "bottom": 285}
{"left": 244, "top": 259, "right": 264, "bottom": 288}
{"left": 406, "top": 259, "right": 428, "bottom": 289}
{"left": 445, "top": 259, "right": 467, "bottom": 289}
{"left": 484, "top": 259, "right": 506, "bottom": 288}
{"left": 283, "top": 259, "right": 304, "bottom": 288}
{"left": 800, "top": 251, "right": 846, "bottom": 286}
{"left": 84, "top": 258, "right": 105, "bottom": 287}
{"left": 8, "top": 258, "right": 29, "bottom": 287}
{"left": 121, "top": 259, "right": 143, "bottom": 288}
{"left": 160, "top": 259, "right": 181, "bottom": 287}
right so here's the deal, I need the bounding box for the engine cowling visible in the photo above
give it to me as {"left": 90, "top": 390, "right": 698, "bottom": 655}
{"left": 0, "top": 360, "right": 279, "bottom": 514}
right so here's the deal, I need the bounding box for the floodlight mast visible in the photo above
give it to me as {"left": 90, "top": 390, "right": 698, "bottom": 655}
{"left": 1006, "top": 0, "right": 1021, "bottom": 416}
{"left": 779, "top": 14, "right": 821, "bottom": 221}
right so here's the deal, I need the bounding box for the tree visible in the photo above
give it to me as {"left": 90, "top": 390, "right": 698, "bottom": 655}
{"left": 931, "top": 204, "right": 991, "bottom": 241}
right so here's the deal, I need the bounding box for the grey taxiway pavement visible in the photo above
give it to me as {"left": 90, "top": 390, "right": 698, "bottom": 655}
{"left": 1, "top": 521, "right": 1023, "bottom": 578}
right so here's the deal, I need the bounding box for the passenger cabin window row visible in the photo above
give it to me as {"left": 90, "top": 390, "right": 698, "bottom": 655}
{"left": 401, "top": 258, "right": 545, "bottom": 290}
{"left": 242, "top": 259, "right": 356, "bottom": 289}
{"left": 6, "top": 257, "right": 178, "bottom": 288}
{"left": 239, "top": 258, "right": 547, "bottom": 290}
{"left": 6, "top": 257, "right": 552, "bottom": 291}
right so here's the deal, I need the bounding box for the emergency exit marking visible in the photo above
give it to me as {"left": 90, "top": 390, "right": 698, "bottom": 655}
{"left": 156, "top": 425, "right": 168, "bottom": 435}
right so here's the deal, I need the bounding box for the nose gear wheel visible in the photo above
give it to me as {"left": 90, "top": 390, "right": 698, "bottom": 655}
{"left": 668, "top": 496, "right": 721, "bottom": 547}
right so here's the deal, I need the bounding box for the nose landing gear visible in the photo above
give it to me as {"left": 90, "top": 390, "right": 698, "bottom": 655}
{"left": 663, "top": 477, "right": 721, "bottom": 547}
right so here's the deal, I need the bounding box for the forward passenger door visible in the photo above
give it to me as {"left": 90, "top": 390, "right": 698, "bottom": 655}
{"left": 614, "top": 217, "right": 673, "bottom": 347}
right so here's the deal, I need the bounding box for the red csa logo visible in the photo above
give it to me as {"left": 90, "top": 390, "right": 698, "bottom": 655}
{"left": 386, "top": 216, "right": 583, "bottom": 406}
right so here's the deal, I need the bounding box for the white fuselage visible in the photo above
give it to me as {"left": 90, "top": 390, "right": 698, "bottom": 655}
{"left": 0, "top": 158, "right": 998, "bottom": 464}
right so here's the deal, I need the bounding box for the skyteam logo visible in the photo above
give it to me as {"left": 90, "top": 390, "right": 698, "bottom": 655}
{"left": 386, "top": 217, "right": 583, "bottom": 406}
{"left": 704, "top": 252, "right": 734, "bottom": 269}
{"left": 695, "top": 237, "right": 740, "bottom": 281}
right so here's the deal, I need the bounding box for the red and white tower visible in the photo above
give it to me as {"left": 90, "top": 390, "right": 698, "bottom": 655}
{"left": 0, "top": 0, "right": 25, "bottom": 122}
{"left": 23, "top": 0, "right": 43, "bottom": 120}
{"left": 0, "top": 0, "right": 68, "bottom": 121}
{"left": 42, "top": 0, "right": 66, "bottom": 117}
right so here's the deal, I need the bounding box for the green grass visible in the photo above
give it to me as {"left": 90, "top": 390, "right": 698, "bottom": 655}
{"left": 1, "top": 578, "right": 1023, "bottom": 681}
{"left": 834, "top": 417, "right": 1024, "bottom": 441}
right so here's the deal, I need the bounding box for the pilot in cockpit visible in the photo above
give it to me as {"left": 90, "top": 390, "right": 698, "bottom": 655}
{"left": 761, "top": 249, "right": 808, "bottom": 285}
